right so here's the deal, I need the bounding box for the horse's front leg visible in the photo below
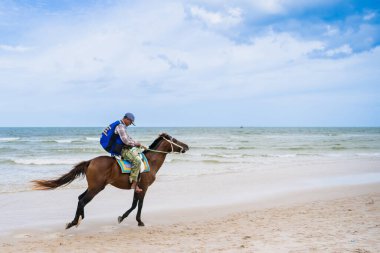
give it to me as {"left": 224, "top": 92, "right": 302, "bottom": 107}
{"left": 118, "top": 191, "right": 146, "bottom": 226}
{"left": 136, "top": 192, "right": 146, "bottom": 226}
{"left": 118, "top": 191, "right": 138, "bottom": 224}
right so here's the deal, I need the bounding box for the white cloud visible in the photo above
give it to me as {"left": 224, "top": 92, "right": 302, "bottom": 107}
{"left": 189, "top": 5, "right": 242, "bottom": 26}
{"left": 324, "top": 25, "right": 339, "bottom": 36}
{"left": 0, "top": 3, "right": 368, "bottom": 101}
{"left": 250, "top": 0, "right": 284, "bottom": 14}
{"left": 0, "top": 44, "right": 31, "bottom": 52}
{"left": 190, "top": 6, "right": 222, "bottom": 24}
{"left": 364, "top": 11, "right": 376, "bottom": 21}
{"left": 0, "top": 0, "right": 379, "bottom": 126}
{"left": 208, "top": 0, "right": 339, "bottom": 15}
{"left": 325, "top": 44, "right": 353, "bottom": 57}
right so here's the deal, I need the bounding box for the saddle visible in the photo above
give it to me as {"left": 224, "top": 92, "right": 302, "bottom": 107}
{"left": 115, "top": 153, "right": 150, "bottom": 174}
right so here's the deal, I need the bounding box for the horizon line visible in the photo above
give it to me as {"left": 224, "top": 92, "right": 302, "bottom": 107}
{"left": 1, "top": 126, "right": 379, "bottom": 128}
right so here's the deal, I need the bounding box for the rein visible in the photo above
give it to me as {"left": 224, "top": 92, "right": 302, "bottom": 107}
{"left": 146, "top": 137, "right": 184, "bottom": 154}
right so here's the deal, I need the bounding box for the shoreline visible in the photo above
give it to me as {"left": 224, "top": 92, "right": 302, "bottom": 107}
{"left": 1, "top": 158, "right": 380, "bottom": 233}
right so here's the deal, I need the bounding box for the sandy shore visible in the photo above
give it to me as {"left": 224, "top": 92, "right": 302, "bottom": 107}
{"left": 1, "top": 158, "right": 380, "bottom": 252}
{"left": 1, "top": 183, "right": 379, "bottom": 253}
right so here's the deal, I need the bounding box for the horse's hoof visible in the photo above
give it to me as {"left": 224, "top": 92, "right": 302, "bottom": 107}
{"left": 65, "top": 223, "right": 73, "bottom": 229}
{"left": 76, "top": 216, "right": 82, "bottom": 228}
{"left": 138, "top": 222, "right": 145, "bottom": 227}
{"left": 118, "top": 216, "right": 123, "bottom": 224}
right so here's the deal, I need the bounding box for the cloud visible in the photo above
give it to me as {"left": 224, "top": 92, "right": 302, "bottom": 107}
{"left": 248, "top": 0, "right": 285, "bottom": 14}
{"left": 0, "top": 0, "right": 379, "bottom": 126}
{"left": 0, "top": 44, "right": 31, "bottom": 52}
{"left": 156, "top": 54, "right": 188, "bottom": 70}
{"left": 324, "top": 44, "right": 353, "bottom": 57}
{"left": 324, "top": 25, "right": 339, "bottom": 36}
{"left": 189, "top": 5, "right": 242, "bottom": 27}
{"left": 363, "top": 11, "right": 376, "bottom": 21}
{"left": 190, "top": 6, "right": 223, "bottom": 24}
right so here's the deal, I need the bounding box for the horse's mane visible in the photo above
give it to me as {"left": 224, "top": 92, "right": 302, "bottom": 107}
{"left": 143, "top": 133, "right": 172, "bottom": 154}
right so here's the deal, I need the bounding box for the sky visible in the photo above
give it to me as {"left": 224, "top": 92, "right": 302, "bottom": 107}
{"left": 0, "top": 0, "right": 379, "bottom": 127}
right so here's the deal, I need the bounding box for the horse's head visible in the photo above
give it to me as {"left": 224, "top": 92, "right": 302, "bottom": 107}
{"left": 148, "top": 133, "right": 189, "bottom": 153}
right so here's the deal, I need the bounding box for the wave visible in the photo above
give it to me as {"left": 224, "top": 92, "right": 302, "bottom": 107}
{"left": 256, "top": 153, "right": 324, "bottom": 158}
{"left": 190, "top": 146, "right": 256, "bottom": 150}
{"left": 164, "top": 158, "right": 233, "bottom": 164}
{"left": 54, "top": 139, "right": 95, "bottom": 144}
{"left": 202, "top": 159, "right": 226, "bottom": 164}
{"left": 0, "top": 147, "right": 18, "bottom": 152}
{"left": 277, "top": 147, "right": 312, "bottom": 151}
{"left": 201, "top": 153, "right": 244, "bottom": 159}
{"left": 3, "top": 158, "right": 83, "bottom": 165}
{"left": 35, "top": 138, "right": 99, "bottom": 144}
{"left": 258, "top": 154, "right": 295, "bottom": 158}
{"left": 0, "top": 137, "right": 20, "bottom": 142}
{"left": 237, "top": 146, "right": 256, "bottom": 150}
{"left": 52, "top": 148, "right": 103, "bottom": 153}
{"left": 55, "top": 139, "right": 75, "bottom": 143}
{"left": 331, "top": 146, "right": 347, "bottom": 150}
{"left": 85, "top": 137, "right": 99, "bottom": 141}
{"left": 39, "top": 139, "right": 76, "bottom": 144}
{"left": 189, "top": 146, "right": 230, "bottom": 150}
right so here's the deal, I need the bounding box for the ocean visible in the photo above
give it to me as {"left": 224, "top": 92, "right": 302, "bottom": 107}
{"left": 0, "top": 127, "right": 380, "bottom": 194}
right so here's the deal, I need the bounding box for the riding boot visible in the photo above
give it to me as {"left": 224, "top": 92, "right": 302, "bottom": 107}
{"left": 131, "top": 180, "right": 142, "bottom": 193}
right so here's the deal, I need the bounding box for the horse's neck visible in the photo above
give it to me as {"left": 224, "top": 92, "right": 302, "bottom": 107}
{"left": 146, "top": 152, "right": 166, "bottom": 175}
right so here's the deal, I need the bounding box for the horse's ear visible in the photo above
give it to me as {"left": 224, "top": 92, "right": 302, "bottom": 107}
{"left": 159, "top": 132, "right": 168, "bottom": 137}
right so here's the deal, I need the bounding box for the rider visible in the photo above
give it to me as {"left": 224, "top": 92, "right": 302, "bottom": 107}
{"left": 101, "top": 113, "right": 145, "bottom": 193}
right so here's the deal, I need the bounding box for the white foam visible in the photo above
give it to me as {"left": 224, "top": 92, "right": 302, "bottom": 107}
{"left": 54, "top": 139, "right": 74, "bottom": 143}
{"left": 85, "top": 137, "right": 99, "bottom": 141}
{"left": 276, "top": 154, "right": 297, "bottom": 158}
{"left": 12, "top": 158, "right": 80, "bottom": 165}
{"left": 0, "top": 137, "right": 20, "bottom": 142}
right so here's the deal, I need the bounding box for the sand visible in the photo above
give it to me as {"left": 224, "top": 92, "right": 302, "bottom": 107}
{"left": 1, "top": 158, "right": 380, "bottom": 252}
{"left": 0, "top": 184, "right": 379, "bottom": 253}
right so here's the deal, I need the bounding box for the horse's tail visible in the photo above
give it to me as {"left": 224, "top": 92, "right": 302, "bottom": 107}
{"left": 32, "top": 160, "right": 91, "bottom": 190}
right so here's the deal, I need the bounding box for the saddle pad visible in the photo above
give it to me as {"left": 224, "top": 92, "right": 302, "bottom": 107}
{"left": 116, "top": 153, "right": 150, "bottom": 174}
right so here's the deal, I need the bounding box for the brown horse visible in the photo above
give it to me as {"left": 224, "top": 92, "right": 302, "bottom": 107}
{"left": 33, "top": 133, "right": 189, "bottom": 229}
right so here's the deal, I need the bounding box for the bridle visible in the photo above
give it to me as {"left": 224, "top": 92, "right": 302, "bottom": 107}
{"left": 146, "top": 136, "right": 184, "bottom": 154}
{"left": 163, "top": 137, "right": 185, "bottom": 153}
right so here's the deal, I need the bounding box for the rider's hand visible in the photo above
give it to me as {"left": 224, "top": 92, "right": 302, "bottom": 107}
{"left": 136, "top": 143, "right": 147, "bottom": 149}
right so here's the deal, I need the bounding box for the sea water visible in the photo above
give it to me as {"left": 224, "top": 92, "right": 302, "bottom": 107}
{"left": 0, "top": 127, "right": 380, "bottom": 193}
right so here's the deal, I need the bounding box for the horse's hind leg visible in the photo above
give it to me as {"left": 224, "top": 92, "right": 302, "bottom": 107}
{"left": 78, "top": 189, "right": 88, "bottom": 201}
{"left": 66, "top": 186, "right": 104, "bottom": 229}
{"left": 74, "top": 189, "right": 88, "bottom": 220}
{"left": 136, "top": 193, "right": 146, "bottom": 226}
{"left": 118, "top": 192, "right": 138, "bottom": 224}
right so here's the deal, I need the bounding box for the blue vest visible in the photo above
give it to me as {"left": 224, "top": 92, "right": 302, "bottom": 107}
{"left": 100, "top": 120, "right": 124, "bottom": 155}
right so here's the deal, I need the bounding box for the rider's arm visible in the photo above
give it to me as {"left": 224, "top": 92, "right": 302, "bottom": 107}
{"left": 115, "top": 124, "right": 140, "bottom": 147}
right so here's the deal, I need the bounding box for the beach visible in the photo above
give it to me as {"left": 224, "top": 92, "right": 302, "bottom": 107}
{"left": 1, "top": 158, "right": 380, "bottom": 252}
{"left": 1, "top": 0, "right": 379, "bottom": 251}
{"left": 0, "top": 127, "right": 380, "bottom": 252}
{"left": 0, "top": 185, "right": 379, "bottom": 252}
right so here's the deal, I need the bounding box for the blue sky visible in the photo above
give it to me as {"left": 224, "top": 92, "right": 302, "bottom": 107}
{"left": 0, "top": 0, "right": 379, "bottom": 127}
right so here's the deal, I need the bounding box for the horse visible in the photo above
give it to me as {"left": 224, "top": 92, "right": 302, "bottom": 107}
{"left": 32, "top": 133, "right": 189, "bottom": 229}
